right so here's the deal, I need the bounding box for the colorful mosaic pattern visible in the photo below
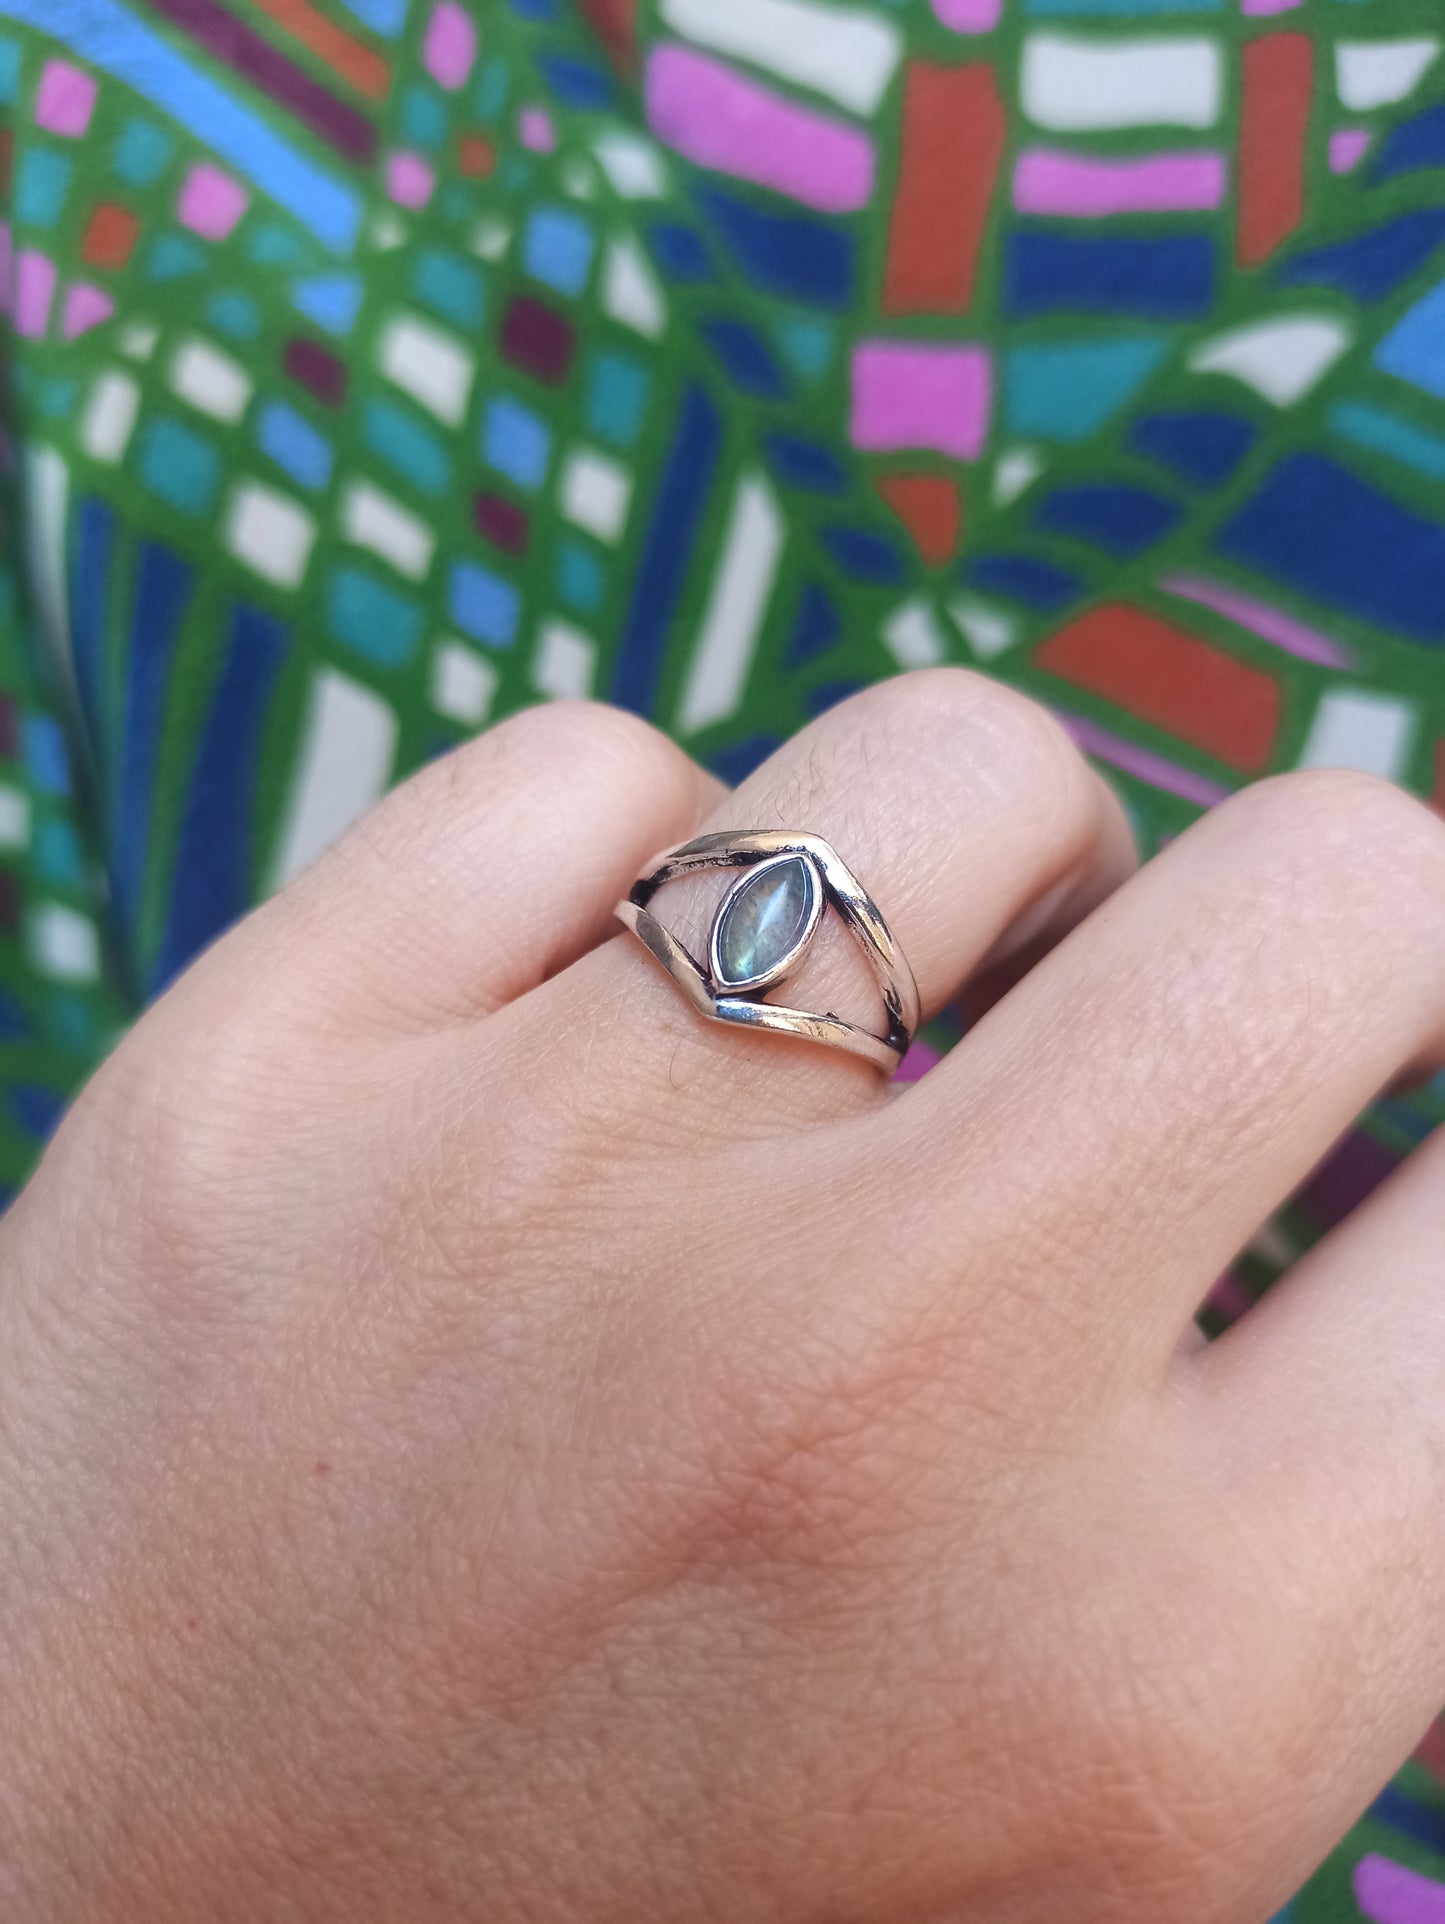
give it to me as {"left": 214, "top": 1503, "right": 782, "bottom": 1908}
{"left": 3, "top": 0, "right": 1445, "bottom": 1909}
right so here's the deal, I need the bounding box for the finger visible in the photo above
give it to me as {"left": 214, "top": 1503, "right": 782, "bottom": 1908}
{"left": 240, "top": 702, "right": 724, "bottom": 1035}
{"left": 896, "top": 769, "right": 1445, "bottom": 1377}
{"left": 514, "top": 669, "right": 1137, "bottom": 1133}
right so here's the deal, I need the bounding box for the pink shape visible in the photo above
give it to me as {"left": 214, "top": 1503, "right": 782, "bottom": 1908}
{"left": 386, "top": 150, "right": 435, "bottom": 207}
{"left": 423, "top": 0, "right": 476, "bottom": 89}
{"left": 1057, "top": 709, "right": 1231, "bottom": 809}
{"left": 62, "top": 282, "right": 115, "bottom": 339}
{"left": 646, "top": 45, "right": 874, "bottom": 215}
{"left": 1331, "top": 128, "right": 1371, "bottom": 173}
{"left": 1162, "top": 572, "right": 1352, "bottom": 670}
{"left": 1241, "top": 0, "right": 1301, "bottom": 13}
{"left": 0, "top": 222, "right": 12, "bottom": 319}
{"left": 1014, "top": 148, "right": 1226, "bottom": 217}
{"left": 177, "top": 163, "right": 248, "bottom": 240}
{"left": 896, "top": 1038, "right": 942, "bottom": 1083}
{"left": 931, "top": 0, "right": 1001, "bottom": 28}
{"left": 1356, "top": 1857, "right": 1445, "bottom": 1924}
{"left": 850, "top": 342, "right": 990, "bottom": 461}
{"left": 15, "top": 251, "right": 56, "bottom": 339}
{"left": 518, "top": 106, "right": 556, "bottom": 153}
{"left": 35, "top": 59, "right": 97, "bottom": 136}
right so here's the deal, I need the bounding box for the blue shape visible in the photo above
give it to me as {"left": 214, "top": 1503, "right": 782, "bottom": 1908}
{"left": 328, "top": 566, "right": 423, "bottom": 665}
{"left": 450, "top": 563, "right": 521, "bottom": 646}
{"left": 1373, "top": 101, "right": 1445, "bottom": 183}
{"left": 703, "top": 319, "right": 788, "bottom": 399}
{"left": 257, "top": 401, "right": 333, "bottom": 491}
{"left": 70, "top": 497, "right": 112, "bottom": 752}
{"left": 1005, "top": 337, "right": 1167, "bottom": 441}
{"left": 708, "top": 736, "right": 782, "bottom": 783}
{"left": 1005, "top": 233, "right": 1213, "bottom": 321}
{"left": 523, "top": 206, "right": 595, "bottom": 297}
{"left": 1128, "top": 411, "right": 1254, "bottom": 488}
{"left": 508, "top": 0, "right": 558, "bottom": 15}
{"left": 806, "top": 680, "right": 863, "bottom": 717}
{"left": 1277, "top": 210, "right": 1445, "bottom": 302}
{"left": 139, "top": 417, "right": 221, "bottom": 513}
{"left": 22, "top": 715, "right": 69, "bottom": 795}
{"left": 339, "top": 0, "right": 406, "bottom": 35}
{"left": 557, "top": 539, "right": 604, "bottom": 614}
{"left": 116, "top": 542, "right": 191, "bottom": 936}
{"left": 1330, "top": 399, "right": 1445, "bottom": 482}
{"left": 586, "top": 350, "right": 650, "bottom": 447}
{"left": 822, "top": 527, "right": 903, "bottom": 586}
{"left": 113, "top": 115, "right": 170, "bottom": 185}
{"left": 11, "top": 1084, "right": 64, "bottom": 1141}
{"left": 613, "top": 384, "right": 720, "bottom": 714}
{"left": 785, "top": 583, "right": 840, "bottom": 669}
{"left": 206, "top": 290, "right": 261, "bottom": 338}
{"left": 539, "top": 52, "right": 613, "bottom": 109}
{"left": 1376, "top": 275, "right": 1445, "bottom": 398}
{"left": 400, "top": 83, "right": 446, "bottom": 148}
{"left": 1034, "top": 484, "right": 1181, "bottom": 556}
{"left": 365, "top": 400, "right": 450, "bottom": 494}
{"left": 764, "top": 433, "right": 846, "bottom": 493}
{"left": 154, "top": 604, "right": 288, "bottom": 990}
{"left": 648, "top": 222, "right": 715, "bottom": 283}
{"left": 15, "top": 148, "right": 71, "bottom": 226}
{"left": 694, "top": 185, "right": 854, "bottom": 309}
{"left": 482, "top": 396, "right": 551, "bottom": 490}
{"left": 1371, "top": 1784, "right": 1445, "bottom": 1853}
{"left": 1216, "top": 453, "right": 1445, "bottom": 645}
{"left": 411, "top": 250, "right": 484, "bottom": 327}
{"left": 0, "top": 0, "right": 362, "bottom": 251}
{"left": 146, "top": 233, "right": 207, "bottom": 281}
{"left": 968, "top": 553, "right": 1081, "bottom": 611}
{"left": 291, "top": 273, "right": 363, "bottom": 334}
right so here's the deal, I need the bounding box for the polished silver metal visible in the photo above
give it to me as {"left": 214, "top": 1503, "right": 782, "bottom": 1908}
{"left": 615, "top": 830, "right": 919, "bottom": 1074}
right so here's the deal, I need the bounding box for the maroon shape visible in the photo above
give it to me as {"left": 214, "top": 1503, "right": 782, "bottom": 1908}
{"left": 285, "top": 337, "right": 348, "bottom": 408}
{"left": 474, "top": 492, "right": 530, "bottom": 555}
{"left": 499, "top": 294, "right": 576, "bottom": 386}
{"left": 0, "top": 871, "right": 18, "bottom": 935}
{"left": 0, "top": 696, "right": 17, "bottom": 759}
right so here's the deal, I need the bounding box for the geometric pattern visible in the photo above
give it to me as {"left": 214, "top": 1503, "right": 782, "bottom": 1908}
{"left": 3, "top": 0, "right": 1445, "bottom": 1910}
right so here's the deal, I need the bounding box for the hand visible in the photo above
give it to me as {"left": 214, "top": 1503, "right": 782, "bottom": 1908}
{"left": 2, "top": 673, "right": 1443, "bottom": 1923}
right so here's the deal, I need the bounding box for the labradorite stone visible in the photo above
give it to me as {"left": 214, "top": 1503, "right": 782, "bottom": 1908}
{"left": 715, "top": 856, "right": 815, "bottom": 987}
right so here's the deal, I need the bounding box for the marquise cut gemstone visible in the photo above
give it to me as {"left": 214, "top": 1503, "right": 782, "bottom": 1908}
{"left": 714, "top": 855, "right": 816, "bottom": 987}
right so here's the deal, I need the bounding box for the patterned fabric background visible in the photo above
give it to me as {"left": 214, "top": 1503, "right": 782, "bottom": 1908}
{"left": 3, "top": 0, "right": 1445, "bottom": 1908}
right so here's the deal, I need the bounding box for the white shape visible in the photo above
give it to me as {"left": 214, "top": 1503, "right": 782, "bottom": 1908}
{"left": 470, "top": 216, "right": 511, "bottom": 260}
{"left": 119, "top": 321, "right": 157, "bottom": 360}
{"left": 660, "top": 0, "right": 901, "bottom": 115}
{"left": 79, "top": 370, "right": 139, "bottom": 463}
{"left": 1336, "top": 38, "right": 1439, "bottom": 112}
{"left": 30, "top": 903, "right": 98, "bottom": 983}
{"left": 592, "top": 129, "right": 669, "bottom": 199}
{"left": 993, "top": 446, "right": 1044, "bottom": 507}
{"left": 534, "top": 619, "right": 596, "bottom": 701}
{"left": 948, "top": 594, "right": 1018, "bottom": 661}
{"left": 170, "top": 336, "right": 252, "bottom": 423}
{"left": 225, "top": 481, "right": 317, "bottom": 588}
{"left": 432, "top": 638, "right": 498, "bottom": 725}
{"left": 378, "top": 313, "right": 475, "bottom": 426}
{"left": 882, "top": 597, "right": 947, "bottom": 670}
{"left": 341, "top": 480, "right": 435, "bottom": 580}
{"left": 1022, "top": 34, "right": 1223, "bottom": 131}
{"left": 603, "top": 236, "right": 666, "bottom": 339}
{"left": 1298, "top": 690, "right": 1417, "bottom": 781}
{"left": 24, "top": 445, "right": 72, "bottom": 691}
{"left": 562, "top": 158, "right": 596, "bottom": 200}
{"left": 0, "top": 786, "right": 30, "bottom": 849}
{"left": 371, "top": 210, "right": 407, "bottom": 250}
{"left": 560, "top": 448, "right": 632, "bottom": 544}
{"left": 272, "top": 669, "right": 398, "bottom": 886}
{"left": 676, "top": 473, "right": 783, "bottom": 736}
{"left": 1188, "top": 315, "right": 1350, "bottom": 406}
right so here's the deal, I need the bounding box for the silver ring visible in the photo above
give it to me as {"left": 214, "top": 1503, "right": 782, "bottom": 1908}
{"left": 615, "top": 831, "right": 919, "bottom": 1075}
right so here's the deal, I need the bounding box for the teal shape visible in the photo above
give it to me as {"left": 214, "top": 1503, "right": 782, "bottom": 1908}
{"left": 15, "top": 148, "right": 72, "bottom": 227}
{"left": 114, "top": 116, "right": 170, "bottom": 186}
{"left": 139, "top": 417, "right": 221, "bottom": 513}
{"left": 557, "top": 539, "right": 604, "bottom": 614}
{"left": 1331, "top": 399, "right": 1445, "bottom": 481}
{"left": 586, "top": 350, "right": 650, "bottom": 447}
{"left": 146, "top": 233, "right": 207, "bottom": 281}
{"left": 411, "top": 251, "right": 485, "bottom": 327}
{"left": 401, "top": 84, "right": 447, "bottom": 148}
{"left": 364, "top": 400, "right": 451, "bottom": 494}
{"left": 206, "top": 290, "right": 261, "bottom": 338}
{"left": 774, "top": 317, "right": 834, "bottom": 383}
{"left": 1004, "top": 337, "right": 1168, "bottom": 442}
{"left": 327, "top": 565, "right": 423, "bottom": 666}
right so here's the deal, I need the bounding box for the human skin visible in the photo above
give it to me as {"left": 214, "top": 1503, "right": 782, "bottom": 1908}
{"left": 1, "top": 670, "right": 1444, "bottom": 1922}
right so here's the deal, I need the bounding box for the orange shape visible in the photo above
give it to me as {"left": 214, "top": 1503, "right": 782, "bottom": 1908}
{"left": 876, "top": 473, "right": 961, "bottom": 567}
{"left": 459, "top": 133, "right": 496, "bottom": 177}
{"left": 82, "top": 203, "right": 140, "bottom": 270}
{"left": 1035, "top": 603, "right": 1281, "bottom": 772}
{"left": 884, "top": 62, "right": 1005, "bottom": 317}
{"left": 1238, "top": 34, "right": 1312, "bottom": 267}
{"left": 581, "top": 0, "right": 636, "bottom": 75}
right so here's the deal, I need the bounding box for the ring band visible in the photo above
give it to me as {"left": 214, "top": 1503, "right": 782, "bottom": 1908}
{"left": 615, "top": 831, "right": 920, "bottom": 1074}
